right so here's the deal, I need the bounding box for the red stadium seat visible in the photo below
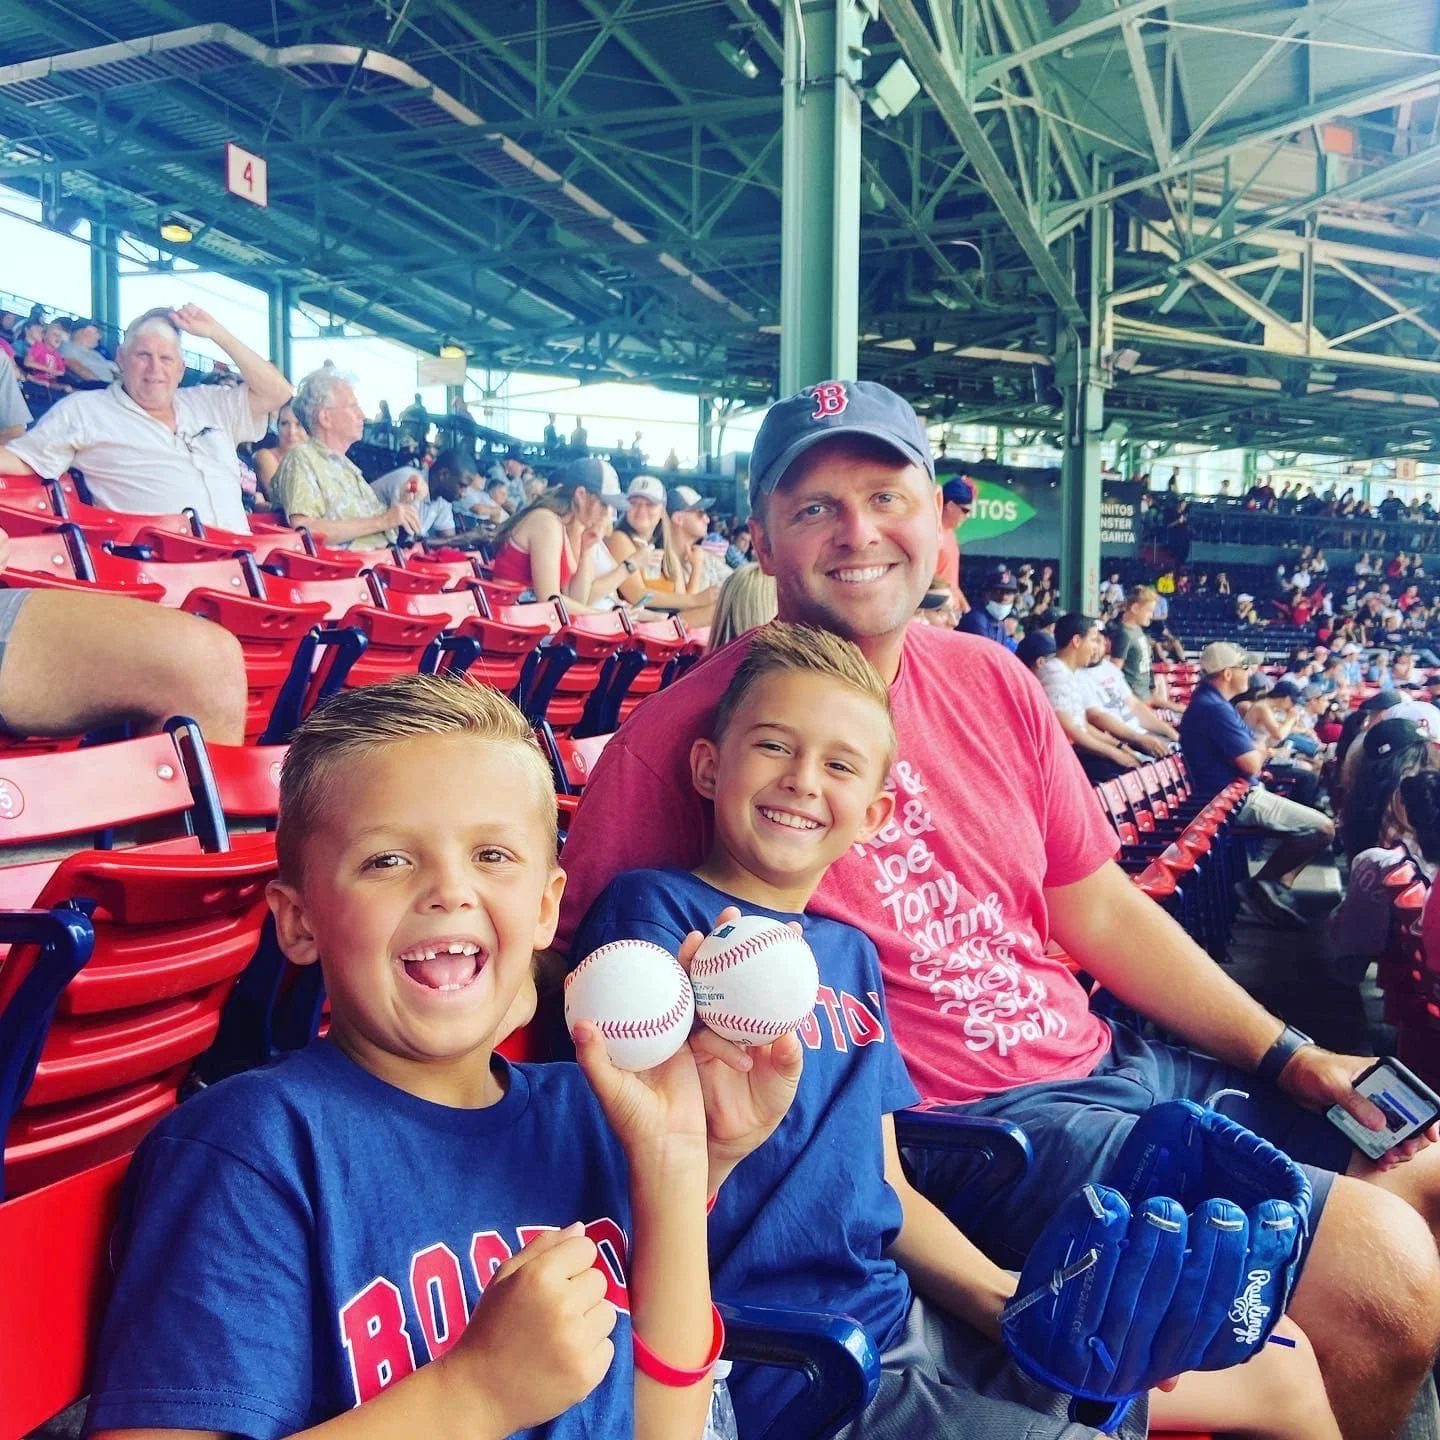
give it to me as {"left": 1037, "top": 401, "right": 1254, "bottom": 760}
{"left": 0, "top": 730, "right": 274, "bottom": 1195}
{"left": 384, "top": 586, "right": 485, "bottom": 626}
{"left": 266, "top": 548, "right": 373, "bottom": 580}
{"left": 2, "top": 526, "right": 89, "bottom": 584}
{"left": 370, "top": 560, "right": 451, "bottom": 594}
{"left": 0, "top": 500, "right": 117, "bottom": 539}
{"left": 168, "top": 720, "right": 284, "bottom": 830}
{"left": 62, "top": 501, "right": 202, "bottom": 547}
{"left": 312, "top": 543, "right": 391, "bottom": 570}
{"left": 112, "top": 553, "right": 262, "bottom": 608}
{"left": 0, "top": 476, "right": 64, "bottom": 518}
{"left": 544, "top": 727, "right": 614, "bottom": 795}
{"left": 404, "top": 554, "right": 486, "bottom": 589}
{"left": 0, "top": 731, "right": 222, "bottom": 910}
{"left": 132, "top": 525, "right": 312, "bottom": 567}
{"left": 264, "top": 571, "right": 386, "bottom": 621}
{"left": 435, "top": 599, "right": 559, "bottom": 697}
{"left": 0, "top": 1152, "right": 129, "bottom": 1438}
{"left": 182, "top": 589, "right": 331, "bottom": 743}
{"left": 0, "top": 838, "right": 273, "bottom": 1196}
{"left": 528, "top": 610, "right": 630, "bottom": 733}
{"left": 612, "top": 616, "right": 701, "bottom": 724}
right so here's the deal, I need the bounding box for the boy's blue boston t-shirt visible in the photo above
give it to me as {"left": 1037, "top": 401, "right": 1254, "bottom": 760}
{"left": 573, "top": 867, "right": 920, "bottom": 1433}
{"left": 85, "top": 1041, "right": 635, "bottom": 1439}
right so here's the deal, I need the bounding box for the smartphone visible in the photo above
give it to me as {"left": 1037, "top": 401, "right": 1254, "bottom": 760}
{"left": 1327, "top": 1057, "right": 1440, "bottom": 1160}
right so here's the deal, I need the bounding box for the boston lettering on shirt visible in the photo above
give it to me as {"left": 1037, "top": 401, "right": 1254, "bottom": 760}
{"left": 556, "top": 624, "right": 1118, "bottom": 1105}
{"left": 572, "top": 867, "right": 919, "bottom": 1434}
{"left": 86, "top": 1042, "right": 635, "bottom": 1440}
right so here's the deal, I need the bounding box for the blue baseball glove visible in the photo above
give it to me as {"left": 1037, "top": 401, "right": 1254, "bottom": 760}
{"left": 1000, "top": 1100, "right": 1312, "bottom": 1428}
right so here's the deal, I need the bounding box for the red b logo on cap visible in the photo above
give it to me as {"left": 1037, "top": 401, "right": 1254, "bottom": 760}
{"left": 810, "top": 382, "right": 849, "bottom": 420}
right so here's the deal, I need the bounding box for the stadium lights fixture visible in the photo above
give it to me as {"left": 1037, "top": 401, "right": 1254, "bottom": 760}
{"left": 159, "top": 219, "right": 193, "bottom": 244}
{"left": 867, "top": 58, "right": 921, "bottom": 120}
{"left": 716, "top": 39, "right": 761, "bottom": 79}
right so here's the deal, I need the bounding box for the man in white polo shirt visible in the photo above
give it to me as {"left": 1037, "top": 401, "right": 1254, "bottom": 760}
{"left": 0, "top": 350, "right": 29, "bottom": 443}
{"left": 0, "top": 303, "right": 292, "bottom": 532}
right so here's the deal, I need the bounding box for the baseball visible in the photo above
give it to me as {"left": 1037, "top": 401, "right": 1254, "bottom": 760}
{"left": 691, "top": 916, "right": 819, "bottom": 1046}
{"left": 564, "top": 939, "right": 695, "bottom": 1071}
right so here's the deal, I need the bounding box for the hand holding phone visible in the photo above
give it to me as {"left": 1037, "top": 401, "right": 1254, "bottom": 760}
{"left": 1327, "top": 1057, "right": 1440, "bottom": 1160}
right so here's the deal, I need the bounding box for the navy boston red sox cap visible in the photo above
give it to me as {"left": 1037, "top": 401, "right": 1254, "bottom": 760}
{"left": 748, "top": 380, "right": 934, "bottom": 509}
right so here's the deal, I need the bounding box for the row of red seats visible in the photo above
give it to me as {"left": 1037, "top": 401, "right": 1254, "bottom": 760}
{"left": 1094, "top": 755, "right": 1250, "bottom": 959}
{"left": 0, "top": 478, "right": 704, "bottom": 746}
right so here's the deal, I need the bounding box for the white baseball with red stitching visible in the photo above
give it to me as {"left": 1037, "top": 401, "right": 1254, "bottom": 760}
{"left": 564, "top": 940, "right": 694, "bottom": 1071}
{"left": 691, "top": 915, "right": 819, "bottom": 1046}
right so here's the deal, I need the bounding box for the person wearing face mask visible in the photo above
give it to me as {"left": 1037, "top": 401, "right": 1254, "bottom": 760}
{"left": 958, "top": 563, "right": 1019, "bottom": 650}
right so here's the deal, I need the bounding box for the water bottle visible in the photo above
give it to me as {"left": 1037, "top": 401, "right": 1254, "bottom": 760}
{"left": 704, "top": 1359, "right": 739, "bottom": 1440}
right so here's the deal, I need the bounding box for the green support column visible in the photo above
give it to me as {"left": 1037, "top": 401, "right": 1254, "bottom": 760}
{"left": 697, "top": 394, "right": 714, "bottom": 465}
{"left": 778, "top": 0, "right": 869, "bottom": 393}
{"left": 89, "top": 223, "right": 120, "bottom": 338}
{"left": 1059, "top": 351, "right": 1105, "bottom": 614}
{"left": 1242, "top": 450, "right": 1258, "bottom": 489}
{"left": 268, "top": 281, "right": 292, "bottom": 381}
{"left": 1059, "top": 196, "right": 1110, "bottom": 615}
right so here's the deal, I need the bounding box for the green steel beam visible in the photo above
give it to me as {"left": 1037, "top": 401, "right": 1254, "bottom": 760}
{"left": 1169, "top": 143, "right": 1440, "bottom": 274}
{"left": 1050, "top": 67, "right": 1440, "bottom": 224}
{"left": 89, "top": 221, "right": 121, "bottom": 335}
{"left": 1174, "top": 8, "right": 1316, "bottom": 161}
{"left": 983, "top": 0, "right": 1087, "bottom": 199}
{"left": 881, "top": 0, "right": 1085, "bottom": 326}
{"left": 268, "top": 281, "right": 293, "bottom": 380}
{"left": 540, "top": 0, "right": 641, "bottom": 116}
{"left": 970, "top": 0, "right": 1175, "bottom": 88}
{"left": 778, "top": 0, "right": 867, "bottom": 391}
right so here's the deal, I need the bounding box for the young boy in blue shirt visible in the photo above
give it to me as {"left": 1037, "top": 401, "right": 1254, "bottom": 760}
{"left": 574, "top": 622, "right": 1340, "bottom": 1440}
{"left": 84, "top": 674, "right": 740, "bottom": 1440}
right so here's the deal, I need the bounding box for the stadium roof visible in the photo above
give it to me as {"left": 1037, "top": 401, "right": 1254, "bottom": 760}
{"left": 2, "top": 0, "right": 1439, "bottom": 455}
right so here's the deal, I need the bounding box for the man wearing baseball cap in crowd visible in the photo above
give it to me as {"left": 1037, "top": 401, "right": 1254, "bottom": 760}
{"left": 554, "top": 379, "right": 1440, "bottom": 1440}
{"left": 936, "top": 475, "right": 974, "bottom": 615}
{"left": 668, "top": 482, "right": 729, "bottom": 590}
{"left": 957, "top": 563, "right": 1019, "bottom": 650}
{"left": 1180, "top": 643, "right": 1334, "bottom": 928}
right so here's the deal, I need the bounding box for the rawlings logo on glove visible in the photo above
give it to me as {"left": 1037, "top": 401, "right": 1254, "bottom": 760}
{"left": 1001, "top": 1100, "right": 1312, "bottom": 1428}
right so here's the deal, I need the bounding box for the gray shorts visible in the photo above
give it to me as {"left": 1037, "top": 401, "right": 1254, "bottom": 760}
{"left": 0, "top": 587, "right": 30, "bottom": 730}
{"left": 834, "top": 1294, "right": 1148, "bottom": 1440}
{"left": 1237, "top": 784, "right": 1331, "bottom": 836}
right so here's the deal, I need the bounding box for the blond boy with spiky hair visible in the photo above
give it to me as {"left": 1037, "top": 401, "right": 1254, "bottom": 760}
{"left": 85, "top": 674, "right": 783, "bottom": 1440}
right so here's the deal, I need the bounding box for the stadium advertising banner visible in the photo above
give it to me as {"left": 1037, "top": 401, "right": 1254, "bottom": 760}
{"left": 940, "top": 463, "right": 1142, "bottom": 560}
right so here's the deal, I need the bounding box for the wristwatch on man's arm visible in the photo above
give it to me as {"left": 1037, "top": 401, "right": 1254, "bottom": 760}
{"left": 1256, "top": 1024, "right": 1314, "bottom": 1086}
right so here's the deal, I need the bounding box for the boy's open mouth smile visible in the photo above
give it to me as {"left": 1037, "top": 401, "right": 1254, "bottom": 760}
{"left": 396, "top": 938, "right": 488, "bottom": 992}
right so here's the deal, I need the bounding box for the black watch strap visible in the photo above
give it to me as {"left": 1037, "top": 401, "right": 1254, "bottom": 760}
{"left": 1256, "top": 1024, "right": 1313, "bottom": 1086}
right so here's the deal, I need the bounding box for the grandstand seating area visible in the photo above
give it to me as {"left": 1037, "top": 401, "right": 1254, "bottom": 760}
{"left": 3, "top": 313, "right": 1439, "bottom": 1440}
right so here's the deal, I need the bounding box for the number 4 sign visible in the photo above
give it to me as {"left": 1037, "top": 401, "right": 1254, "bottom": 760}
{"left": 225, "top": 142, "right": 268, "bottom": 208}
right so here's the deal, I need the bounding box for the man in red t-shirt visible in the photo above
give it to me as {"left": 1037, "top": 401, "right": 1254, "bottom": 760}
{"left": 557, "top": 381, "right": 1440, "bottom": 1440}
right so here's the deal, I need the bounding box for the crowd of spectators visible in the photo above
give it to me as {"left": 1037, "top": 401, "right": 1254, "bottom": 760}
{"left": 4, "top": 303, "right": 1440, "bottom": 1440}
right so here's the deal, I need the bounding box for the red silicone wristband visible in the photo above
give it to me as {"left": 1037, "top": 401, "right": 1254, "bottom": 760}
{"left": 633, "top": 1303, "right": 726, "bottom": 1387}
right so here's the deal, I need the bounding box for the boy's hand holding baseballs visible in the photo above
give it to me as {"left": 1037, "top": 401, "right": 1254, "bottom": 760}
{"left": 681, "top": 906, "right": 805, "bottom": 1196}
